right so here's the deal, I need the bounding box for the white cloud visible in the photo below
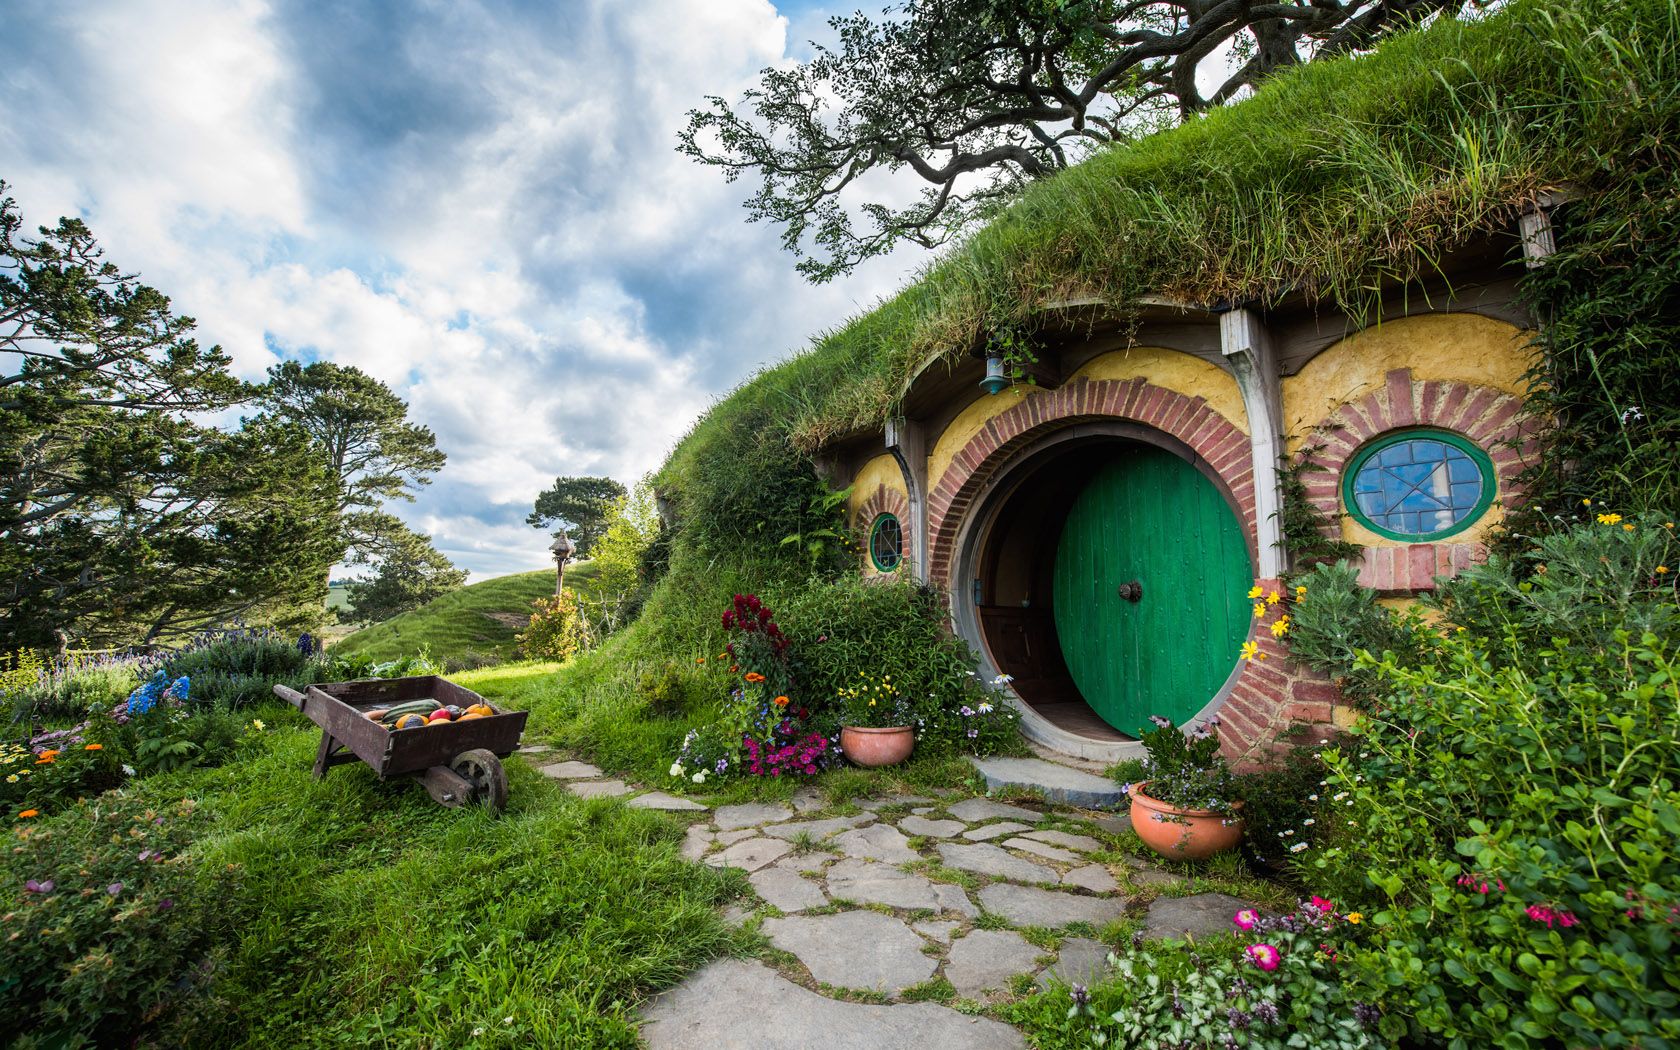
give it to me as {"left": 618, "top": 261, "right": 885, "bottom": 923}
{"left": 2, "top": 0, "right": 923, "bottom": 580}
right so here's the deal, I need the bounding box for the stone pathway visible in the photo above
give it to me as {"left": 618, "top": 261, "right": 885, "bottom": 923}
{"left": 519, "top": 748, "right": 1256, "bottom": 1047}
{"left": 648, "top": 785, "right": 1261, "bottom": 1049}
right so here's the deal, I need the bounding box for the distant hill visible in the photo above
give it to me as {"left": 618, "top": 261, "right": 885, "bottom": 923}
{"left": 331, "top": 563, "right": 599, "bottom": 666}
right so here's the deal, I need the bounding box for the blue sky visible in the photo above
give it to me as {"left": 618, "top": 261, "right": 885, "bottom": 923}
{"left": 1, "top": 0, "right": 921, "bottom": 579}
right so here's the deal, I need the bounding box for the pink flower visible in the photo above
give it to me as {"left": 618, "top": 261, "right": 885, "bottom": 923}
{"left": 1309, "top": 896, "right": 1334, "bottom": 913}
{"left": 1233, "top": 909, "right": 1260, "bottom": 931}
{"left": 1245, "top": 943, "right": 1281, "bottom": 971}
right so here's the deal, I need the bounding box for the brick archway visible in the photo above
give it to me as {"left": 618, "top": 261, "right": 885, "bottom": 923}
{"left": 925, "top": 376, "right": 1256, "bottom": 589}
{"left": 1299, "top": 367, "right": 1538, "bottom": 591}
{"left": 853, "top": 484, "right": 910, "bottom": 575}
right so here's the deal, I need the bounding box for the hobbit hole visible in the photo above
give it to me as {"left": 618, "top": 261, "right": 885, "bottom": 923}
{"left": 837, "top": 259, "right": 1544, "bottom": 764}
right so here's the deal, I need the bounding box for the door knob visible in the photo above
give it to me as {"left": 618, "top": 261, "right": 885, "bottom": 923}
{"left": 1117, "top": 580, "right": 1143, "bottom": 603}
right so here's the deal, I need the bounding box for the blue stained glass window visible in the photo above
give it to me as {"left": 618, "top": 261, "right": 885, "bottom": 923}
{"left": 1345, "top": 431, "right": 1493, "bottom": 541}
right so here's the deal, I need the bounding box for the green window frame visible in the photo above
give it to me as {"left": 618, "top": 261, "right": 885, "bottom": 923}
{"left": 868, "top": 513, "right": 904, "bottom": 572}
{"left": 1342, "top": 429, "right": 1496, "bottom": 542}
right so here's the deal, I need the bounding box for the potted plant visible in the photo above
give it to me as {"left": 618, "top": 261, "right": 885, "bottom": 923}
{"left": 836, "top": 672, "right": 915, "bottom": 767}
{"left": 1124, "top": 715, "right": 1244, "bottom": 860}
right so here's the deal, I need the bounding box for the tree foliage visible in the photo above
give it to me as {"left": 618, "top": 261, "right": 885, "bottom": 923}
{"left": 343, "top": 520, "right": 468, "bottom": 625}
{"left": 257, "top": 360, "right": 445, "bottom": 568}
{"left": 527, "top": 475, "right": 626, "bottom": 556}
{"left": 680, "top": 0, "right": 1491, "bottom": 280}
{"left": 0, "top": 184, "right": 339, "bottom": 650}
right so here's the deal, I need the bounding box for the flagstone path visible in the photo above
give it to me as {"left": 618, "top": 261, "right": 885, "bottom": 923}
{"left": 525, "top": 749, "right": 1258, "bottom": 1048}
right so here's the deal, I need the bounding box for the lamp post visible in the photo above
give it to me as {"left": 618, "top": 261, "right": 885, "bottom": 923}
{"left": 549, "top": 532, "right": 576, "bottom": 595}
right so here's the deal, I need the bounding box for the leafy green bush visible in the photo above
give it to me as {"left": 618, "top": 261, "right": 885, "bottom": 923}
{"left": 1303, "top": 518, "right": 1680, "bottom": 1048}
{"left": 2, "top": 733, "right": 123, "bottom": 820}
{"left": 1284, "top": 562, "right": 1429, "bottom": 702}
{"left": 159, "top": 631, "right": 332, "bottom": 710}
{"left": 517, "top": 590, "right": 592, "bottom": 661}
{"left": 1, "top": 796, "right": 231, "bottom": 1046}
{"left": 774, "top": 575, "right": 1020, "bottom": 755}
{"left": 1015, "top": 900, "right": 1383, "bottom": 1049}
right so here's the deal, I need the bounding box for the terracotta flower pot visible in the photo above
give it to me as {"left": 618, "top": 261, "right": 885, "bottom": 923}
{"left": 1129, "top": 781, "right": 1244, "bottom": 861}
{"left": 840, "top": 725, "right": 914, "bottom": 767}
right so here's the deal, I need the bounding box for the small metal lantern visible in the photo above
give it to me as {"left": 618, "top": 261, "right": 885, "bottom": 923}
{"left": 549, "top": 532, "right": 576, "bottom": 594}
{"left": 979, "top": 353, "right": 1008, "bottom": 395}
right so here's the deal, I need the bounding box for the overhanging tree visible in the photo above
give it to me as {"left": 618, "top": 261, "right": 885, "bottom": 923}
{"left": 527, "top": 475, "right": 626, "bottom": 556}
{"left": 680, "top": 0, "right": 1489, "bottom": 281}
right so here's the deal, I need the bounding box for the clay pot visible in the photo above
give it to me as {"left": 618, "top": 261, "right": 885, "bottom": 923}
{"left": 839, "top": 725, "right": 914, "bottom": 767}
{"left": 1129, "top": 781, "right": 1244, "bottom": 861}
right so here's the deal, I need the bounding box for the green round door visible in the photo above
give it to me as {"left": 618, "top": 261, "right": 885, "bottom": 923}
{"left": 1052, "top": 446, "right": 1253, "bottom": 736}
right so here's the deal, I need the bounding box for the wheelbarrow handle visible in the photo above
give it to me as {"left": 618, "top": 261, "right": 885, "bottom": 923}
{"left": 272, "top": 684, "right": 308, "bottom": 709}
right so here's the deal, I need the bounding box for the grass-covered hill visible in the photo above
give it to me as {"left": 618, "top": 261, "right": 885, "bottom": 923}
{"left": 332, "top": 563, "right": 600, "bottom": 666}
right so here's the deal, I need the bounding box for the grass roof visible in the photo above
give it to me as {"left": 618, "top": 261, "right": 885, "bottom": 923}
{"left": 659, "top": 0, "right": 1675, "bottom": 482}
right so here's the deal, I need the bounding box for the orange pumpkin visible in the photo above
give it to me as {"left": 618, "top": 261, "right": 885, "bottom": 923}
{"left": 457, "top": 711, "right": 486, "bottom": 721}
{"left": 465, "top": 703, "right": 494, "bottom": 718}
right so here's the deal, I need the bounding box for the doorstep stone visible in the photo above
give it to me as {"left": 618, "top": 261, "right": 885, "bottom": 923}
{"left": 832, "top": 823, "right": 920, "bottom": 863}
{"left": 968, "top": 757, "right": 1127, "bottom": 809}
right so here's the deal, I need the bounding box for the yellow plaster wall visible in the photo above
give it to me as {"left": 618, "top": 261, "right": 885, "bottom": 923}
{"left": 927, "top": 347, "right": 1248, "bottom": 488}
{"left": 1282, "top": 313, "right": 1532, "bottom": 445}
{"left": 1282, "top": 312, "right": 1532, "bottom": 548}
{"left": 847, "top": 454, "right": 907, "bottom": 518}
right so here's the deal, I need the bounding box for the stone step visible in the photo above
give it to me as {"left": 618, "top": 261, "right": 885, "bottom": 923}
{"left": 967, "top": 756, "right": 1127, "bottom": 809}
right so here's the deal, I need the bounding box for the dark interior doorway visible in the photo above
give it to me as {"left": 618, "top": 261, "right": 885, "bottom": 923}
{"left": 972, "top": 442, "right": 1131, "bottom": 743}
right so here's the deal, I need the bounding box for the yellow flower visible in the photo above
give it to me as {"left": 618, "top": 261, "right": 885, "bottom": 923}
{"left": 17, "top": 810, "right": 38, "bottom": 819}
{"left": 1582, "top": 498, "right": 1593, "bottom": 506}
{"left": 1346, "top": 912, "right": 1363, "bottom": 924}
{"left": 1266, "top": 591, "right": 1281, "bottom": 606}
{"left": 1247, "top": 585, "right": 1264, "bottom": 599}
{"left": 1252, "top": 603, "right": 1266, "bottom": 619}
{"left": 1624, "top": 523, "right": 1635, "bottom": 532}
{"left": 4, "top": 775, "right": 15, "bottom": 784}
{"left": 1657, "top": 566, "right": 1670, "bottom": 574}
{"left": 1239, "top": 641, "right": 1264, "bottom": 661}
{"left": 1270, "top": 617, "right": 1290, "bottom": 638}
{"left": 1597, "top": 512, "right": 1622, "bottom": 525}
{"left": 1294, "top": 585, "right": 1307, "bottom": 600}
{"left": 251, "top": 719, "right": 266, "bottom": 731}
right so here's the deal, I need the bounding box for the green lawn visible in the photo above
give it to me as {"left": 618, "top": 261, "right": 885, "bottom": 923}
{"left": 332, "top": 564, "right": 600, "bottom": 666}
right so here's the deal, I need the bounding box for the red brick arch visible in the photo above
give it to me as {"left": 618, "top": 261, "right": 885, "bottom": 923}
{"left": 853, "top": 484, "right": 910, "bottom": 575}
{"left": 925, "top": 376, "right": 1257, "bottom": 589}
{"left": 1299, "top": 367, "right": 1538, "bottom": 591}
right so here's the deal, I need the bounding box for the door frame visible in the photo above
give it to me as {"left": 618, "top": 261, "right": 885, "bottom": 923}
{"left": 948, "top": 423, "right": 1253, "bottom": 757}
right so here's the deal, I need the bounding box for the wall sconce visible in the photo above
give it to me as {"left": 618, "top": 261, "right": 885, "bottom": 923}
{"left": 979, "top": 353, "right": 1008, "bottom": 395}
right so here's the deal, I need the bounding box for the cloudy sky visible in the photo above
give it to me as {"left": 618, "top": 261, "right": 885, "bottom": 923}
{"left": 2, "top": 0, "right": 925, "bottom": 579}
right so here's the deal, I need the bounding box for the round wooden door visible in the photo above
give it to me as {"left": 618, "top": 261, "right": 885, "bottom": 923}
{"left": 1052, "top": 446, "right": 1253, "bottom": 736}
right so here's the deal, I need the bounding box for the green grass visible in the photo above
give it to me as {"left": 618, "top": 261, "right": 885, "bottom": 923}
{"left": 326, "top": 583, "right": 353, "bottom": 612}
{"left": 332, "top": 564, "right": 601, "bottom": 666}
{"left": 120, "top": 702, "right": 742, "bottom": 1048}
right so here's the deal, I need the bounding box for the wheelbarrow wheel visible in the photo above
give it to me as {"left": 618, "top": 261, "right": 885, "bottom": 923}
{"left": 450, "top": 749, "right": 508, "bottom": 815}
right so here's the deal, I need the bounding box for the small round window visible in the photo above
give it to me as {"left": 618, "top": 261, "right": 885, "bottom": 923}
{"left": 1343, "top": 430, "right": 1495, "bottom": 542}
{"left": 869, "top": 513, "right": 904, "bottom": 572}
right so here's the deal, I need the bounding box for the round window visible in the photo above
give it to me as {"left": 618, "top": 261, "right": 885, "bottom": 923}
{"left": 1343, "top": 430, "right": 1495, "bottom": 541}
{"left": 869, "top": 513, "right": 904, "bottom": 572}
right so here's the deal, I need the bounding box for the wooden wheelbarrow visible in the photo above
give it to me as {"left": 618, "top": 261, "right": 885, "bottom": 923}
{"left": 273, "top": 675, "right": 529, "bottom": 814}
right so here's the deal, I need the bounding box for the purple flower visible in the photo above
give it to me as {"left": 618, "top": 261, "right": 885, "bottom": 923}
{"left": 138, "top": 850, "right": 155, "bottom": 862}
{"left": 1070, "top": 983, "right": 1090, "bottom": 1006}
{"left": 960, "top": 706, "right": 975, "bottom": 717}
{"left": 157, "top": 898, "right": 175, "bottom": 912}
{"left": 24, "top": 879, "right": 54, "bottom": 894}
{"left": 106, "top": 882, "right": 124, "bottom": 896}
{"left": 967, "top": 729, "right": 978, "bottom": 738}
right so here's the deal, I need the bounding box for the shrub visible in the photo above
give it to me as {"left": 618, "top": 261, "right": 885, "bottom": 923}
{"left": 1016, "top": 898, "right": 1383, "bottom": 1049}
{"left": 2, "top": 732, "right": 123, "bottom": 822}
{"left": 0, "top": 796, "right": 232, "bottom": 1046}
{"left": 159, "top": 630, "right": 332, "bottom": 710}
{"left": 517, "top": 590, "right": 592, "bottom": 661}
{"left": 1282, "top": 562, "right": 1429, "bottom": 702}
{"left": 1303, "top": 518, "right": 1680, "bottom": 1048}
